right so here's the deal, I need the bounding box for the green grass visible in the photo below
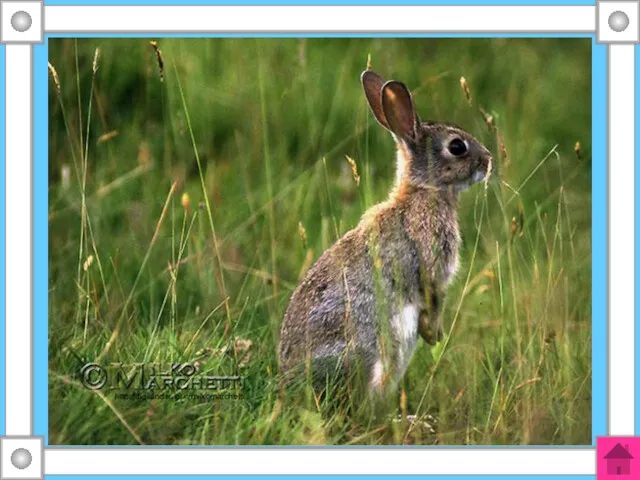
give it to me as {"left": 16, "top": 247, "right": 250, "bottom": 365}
{"left": 48, "top": 37, "right": 592, "bottom": 445}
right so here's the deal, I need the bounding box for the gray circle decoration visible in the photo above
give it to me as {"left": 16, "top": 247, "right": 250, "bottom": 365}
{"left": 608, "top": 11, "right": 630, "bottom": 32}
{"left": 10, "top": 11, "right": 32, "bottom": 32}
{"left": 10, "top": 448, "right": 32, "bottom": 469}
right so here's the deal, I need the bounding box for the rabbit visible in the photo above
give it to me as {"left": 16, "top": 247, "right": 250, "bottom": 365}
{"left": 278, "top": 69, "right": 493, "bottom": 396}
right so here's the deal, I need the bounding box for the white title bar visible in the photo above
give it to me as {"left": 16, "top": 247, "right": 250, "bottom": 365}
{"left": 44, "top": 5, "right": 596, "bottom": 33}
{"left": 45, "top": 448, "right": 596, "bottom": 475}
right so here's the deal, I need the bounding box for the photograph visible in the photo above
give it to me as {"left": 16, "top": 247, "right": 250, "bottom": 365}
{"left": 48, "top": 37, "right": 592, "bottom": 446}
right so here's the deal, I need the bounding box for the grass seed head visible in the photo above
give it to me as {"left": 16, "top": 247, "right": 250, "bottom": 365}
{"left": 83, "top": 255, "right": 94, "bottom": 271}
{"left": 345, "top": 155, "right": 360, "bottom": 186}
{"left": 574, "top": 141, "right": 581, "bottom": 160}
{"left": 150, "top": 41, "right": 165, "bottom": 82}
{"left": 48, "top": 62, "right": 61, "bottom": 96}
{"left": 92, "top": 48, "right": 101, "bottom": 74}
{"left": 97, "top": 130, "right": 119, "bottom": 144}
{"left": 181, "top": 192, "right": 191, "bottom": 212}
{"left": 298, "top": 221, "right": 308, "bottom": 248}
{"left": 460, "top": 76, "right": 472, "bottom": 106}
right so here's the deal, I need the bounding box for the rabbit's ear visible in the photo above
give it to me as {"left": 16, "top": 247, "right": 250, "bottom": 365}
{"left": 381, "top": 80, "right": 419, "bottom": 142}
{"left": 361, "top": 70, "right": 391, "bottom": 130}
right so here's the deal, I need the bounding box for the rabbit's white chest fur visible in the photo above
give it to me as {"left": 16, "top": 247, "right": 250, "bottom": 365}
{"left": 391, "top": 303, "right": 420, "bottom": 376}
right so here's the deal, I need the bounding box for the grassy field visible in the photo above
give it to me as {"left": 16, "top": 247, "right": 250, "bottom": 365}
{"left": 48, "top": 38, "right": 592, "bottom": 445}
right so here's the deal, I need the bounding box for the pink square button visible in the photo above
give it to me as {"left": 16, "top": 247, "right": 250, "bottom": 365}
{"left": 597, "top": 436, "right": 640, "bottom": 478}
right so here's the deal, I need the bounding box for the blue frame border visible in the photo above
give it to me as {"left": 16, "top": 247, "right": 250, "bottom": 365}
{"left": 636, "top": 43, "right": 640, "bottom": 438}
{"left": 591, "top": 38, "right": 607, "bottom": 443}
{"left": 34, "top": 42, "right": 48, "bottom": 441}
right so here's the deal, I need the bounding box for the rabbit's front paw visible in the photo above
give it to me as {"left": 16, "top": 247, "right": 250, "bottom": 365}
{"left": 418, "top": 313, "right": 443, "bottom": 345}
{"left": 425, "top": 326, "right": 444, "bottom": 345}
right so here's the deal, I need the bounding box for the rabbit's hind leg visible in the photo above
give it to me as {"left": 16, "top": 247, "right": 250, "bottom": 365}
{"left": 368, "top": 358, "right": 386, "bottom": 394}
{"left": 367, "top": 357, "right": 397, "bottom": 403}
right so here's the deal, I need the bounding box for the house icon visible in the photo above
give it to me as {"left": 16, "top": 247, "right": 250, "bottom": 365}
{"left": 604, "top": 443, "right": 634, "bottom": 475}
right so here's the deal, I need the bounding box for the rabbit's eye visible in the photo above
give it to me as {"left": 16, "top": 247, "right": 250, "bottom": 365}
{"left": 448, "top": 138, "right": 468, "bottom": 156}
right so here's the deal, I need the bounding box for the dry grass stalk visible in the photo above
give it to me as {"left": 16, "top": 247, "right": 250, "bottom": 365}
{"left": 479, "top": 107, "right": 495, "bottom": 130}
{"left": 514, "top": 377, "right": 541, "bottom": 391}
{"left": 498, "top": 131, "right": 508, "bottom": 164}
{"left": 400, "top": 388, "right": 408, "bottom": 419}
{"left": 298, "top": 248, "right": 315, "bottom": 281}
{"left": 484, "top": 155, "right": 493, "bottom": 189}
{"left": 467, "top": 81, "right": 508, "bottom": 167}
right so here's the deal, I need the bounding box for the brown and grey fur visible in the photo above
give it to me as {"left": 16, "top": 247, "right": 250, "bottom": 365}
{"left": 278, "top": 70, "right": 493, "bottom": 395}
